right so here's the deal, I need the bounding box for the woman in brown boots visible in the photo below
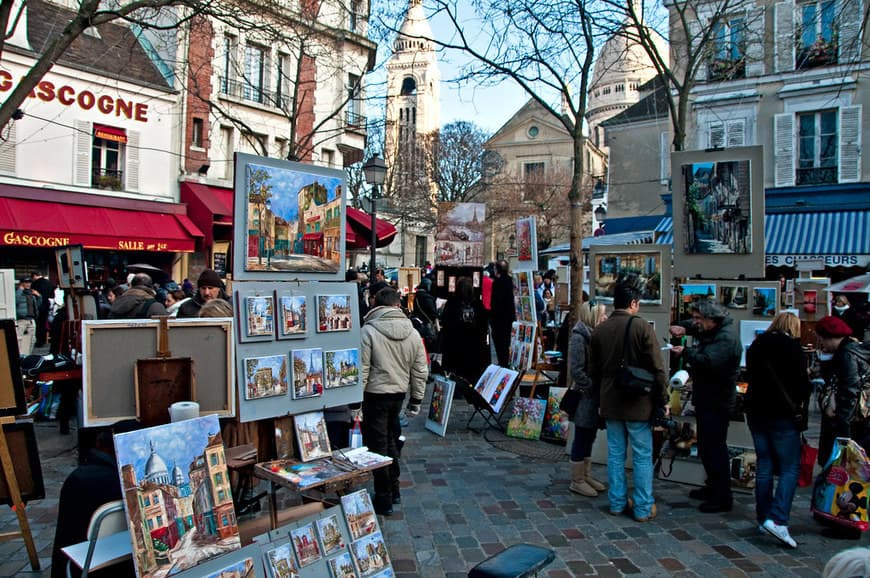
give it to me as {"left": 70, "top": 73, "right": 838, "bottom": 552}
{"left": 567, "top": 301, "right": 608, "bottom": 496}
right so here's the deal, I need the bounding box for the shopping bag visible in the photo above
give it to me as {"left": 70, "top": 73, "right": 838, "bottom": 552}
{"left": 811, "top": 437, "right": 870, "bottom": 532}
{"left": 799, "top": 435, "right": 818, "bottom": 487}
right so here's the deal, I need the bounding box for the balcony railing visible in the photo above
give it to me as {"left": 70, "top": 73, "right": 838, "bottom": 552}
{"left": 219, "top": 77, "right": 291, "bottom": 110}
{"left": 707, "top": 57, "right": 746, "bottom": 81}
{"left": 796, "top": 166, "right": 837, "bottom": 186}
{"left": 796, "top": 39, "right": 838, "bottom": 70}
{"left": 92, "top": 168, "right": 124, "bottom": 191}
{"left": 345, "top": 111, "right": 367, "bottom": 131}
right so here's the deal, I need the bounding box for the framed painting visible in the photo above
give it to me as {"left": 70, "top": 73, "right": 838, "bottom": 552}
{"left": 506, "top": 397, "right": 546, "bottom": 440}
{"left": 316, "top": 513, "right": 346, "bottom": 556}
{"left": 294, "top": 410, "right": 332, "bottom": 462}
{"left": 719, "top": 285, "right": 749, "bottom": 311}
{"left": 515, "top": 216, "right": 538, "bottom": 272}
{"left": 341, "top": 489, "right": 378, "bottom": 541}
{"left": 448, "top": 276, "right": 456, "bottom": 293}
{"left": 671, "top": 146, "right": 765, "bottom": 278}
{"left": 751, "top": 287, "right": 778, "bottom": 317}
{"left": 324, "top": 349, "right": 360, "bottom": 389}
{"left": 436, "top": 270, "right": 444, "bottom": 287}
{"left": 540, "top": 387, "right": 570, "bottom": 444}
{"left": 203, "top": 557, "right": 254, "bottom": 578}
{"left": 327, "top": 551, "right": 356, "bottom": 578}
{"left": 317, "top": 295, "right": 353, "bottom": 332}
{"left": 277, "top": 293, "right": 308, "bottom": 340}
{"left": 677, "top": 283, "right": 717, "bottom": 321}
{"left": 113, "top": 415, "right": 241, "bottom": 578}
{"left": 434, "top": 202, "right": 486, "bottom": 267}
{"left": 350, "top": 531, "right": 391, "bottom": 576}
{"left": 0, "top": 421, "right": 45, "bottom": 506}
{"left": 243, "top": 355, "right": 289, "bottom": 400}
{"left": 588, "top": 245, "right": 671, "bottom": 313}
{"left": 291, "top": 348, "right": 324, "bottom": 399}
{"left": 0, "top": 319, "right": 25, "bottom": 416}
{"left": 290, "top": 522, "right": 322, "bottom": 567}
{"left": 371, "top": 570, "right": 395, "bottom": 578}
{"left": 237, "top": 289, "right": 275, "bottom": 343}
{"left": 794, "top": 277, "right": 830, "bottom": 322}
{"left": 263, "top": 541, "right": 298, "bottom": 578}
{"left": 233, "top": 152, "right": 346, "bottom": 281}
{"left": 425, "top": 375, "right": 456, "bottom": 437}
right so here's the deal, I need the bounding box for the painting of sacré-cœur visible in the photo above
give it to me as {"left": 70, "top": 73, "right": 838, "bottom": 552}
{"left": 113, "top": 414, "right": 241, "bottom": 578}
{"left": 434, "top": 202, "right": 486, "bottom": 267}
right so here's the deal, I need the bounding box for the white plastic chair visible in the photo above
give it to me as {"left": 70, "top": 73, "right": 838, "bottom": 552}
{"left": 64, "top": 500, "right": 128, "bottom": 578}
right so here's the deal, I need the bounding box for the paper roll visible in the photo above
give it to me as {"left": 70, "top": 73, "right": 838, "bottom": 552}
{"left": 670, "top": 370, "right": 689, "bottom": 390}
{"left": 169, "top": 401, "right": 200, "bottom": 423}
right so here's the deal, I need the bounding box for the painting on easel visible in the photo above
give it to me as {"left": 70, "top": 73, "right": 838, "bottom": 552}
{"left": 0, "top": 320, "right": 26, "bottom": 417}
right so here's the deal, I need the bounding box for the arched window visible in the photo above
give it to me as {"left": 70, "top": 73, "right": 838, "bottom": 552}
{"left": 401, "top": 76, "right": 417, "bottom": 96}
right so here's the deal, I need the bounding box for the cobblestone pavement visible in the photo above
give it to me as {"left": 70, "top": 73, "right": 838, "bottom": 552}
{"left": 0, "top": 384, "right": 862, "bottom": 577}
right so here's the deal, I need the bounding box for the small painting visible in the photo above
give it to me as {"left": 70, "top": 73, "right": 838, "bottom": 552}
{"left": 244, "top": 355, "right": 289, "bottom": 400}
{"left": 204, "top": 557, "right": 254, "bottom": 578}
{"left": 794, "top": 278, "right": 829, "bottom": 322}
{"left": 350, "top": 531, "right": 391, "bottom": 576}
{"left": 677, "top": 283, "right": 717, "bottom": 321}
{"left": 425, "top": 375, "right": 455, "bottom": 437}
{"left": 540, "top": 387, "right": 570, "bottom": 443}
{"left": 682, "top": 160, "right": 752, "bottom": 254}
{"left": 752, "top": 287, "right": 777, "bottom": 317}
{"left": 719, "top": 285, "right": 749, "bottom": 310}
{"left": 316, "top": 513, "right": 346, "bottom": 555}
{"left": 294, "top": 411, "right": 332, "bottom": 462}
{"left": 434, "top": 202, "right": 486, "bottom": 266}
{"left": 515, "top": 216, "right": 538, "bottom": 272}
{"left": 291, "top": 348, "right": 324, "bottom": 399}
{"left": 290, "top": 522, "right": 322, "bottom": 567}
{"left": 505, "top": 397, "right": 547, "bottom": 440}
{"left": 318, "top": 295, "right": 353, "bottom": 332}
{"left": 113, "top": 415, "right": 241, "bottom": 578}
{"left": 592, "top": 250, "right": 664, "bottom": 305}
{"left": 328, "top": 552, "right": 357, "bottom": 578}
{"left": 324, "top": 348, "right": 360, "bottom": 389}
{"left": 277, "top": 294, "right": 307, "bottom": 339}
{"left": 472, "top": 271, "right": 481, "bottom": 288}
{"left": 264, "top": 542, "right": 299, "bottom": 578}
{"left": 246, "top": 295, "right": 274, "bottom": 337}
{"left": 448, "top": 276, "right": 456, "bottom": 293}
{"left": 341, "top": 489, "right": 378, "bottom": 540}
{"left": 436, "top": 270, "right": 444, "bottom": 287}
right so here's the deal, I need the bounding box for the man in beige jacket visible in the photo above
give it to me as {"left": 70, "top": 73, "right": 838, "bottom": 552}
{"left": 361, "top": 286, "right": 428, "bottom": 515}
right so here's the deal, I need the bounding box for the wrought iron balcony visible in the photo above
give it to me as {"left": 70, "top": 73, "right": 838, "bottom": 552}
{"left": 345, "top": 111, "right": 367, "bottom": 131}
{"left": 219, "top": 77, "right": 291, "bottom": 110}
{"left": 92, "top": 168, "right": 124, "bottom": 191}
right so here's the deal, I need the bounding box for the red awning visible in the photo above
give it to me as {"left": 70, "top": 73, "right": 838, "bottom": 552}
{"left": 346, "top": 206, "right": 397, "bottom": 248}
{"left": 302, "top": 232, "right": 324, "bottom": 241}
{"left": 180, "top": 182, "right": 234, "bottom": 246}
{"left": 0, "top": 196, "right": 202, "bottom": 252}
{"left": 94, "top": 124, "right": 127, "bottom": 144}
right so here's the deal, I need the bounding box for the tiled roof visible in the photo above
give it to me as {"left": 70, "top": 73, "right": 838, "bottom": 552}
{"left": 25, "top": 0, "right": 171, "bottom": 90}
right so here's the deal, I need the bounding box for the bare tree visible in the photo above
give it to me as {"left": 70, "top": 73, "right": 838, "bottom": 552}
{"left": 431, "top": 120, "right": 489, "bottom": 202}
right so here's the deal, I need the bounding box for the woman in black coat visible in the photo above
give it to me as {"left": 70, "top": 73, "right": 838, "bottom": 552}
{"left": 745, "top": 311, "right": 810, "bottom": 548}
{"left": 440, "top": 277, "right": 488, "bottom": 386}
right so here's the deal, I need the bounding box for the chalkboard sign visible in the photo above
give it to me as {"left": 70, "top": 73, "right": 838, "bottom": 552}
{"left": 213, "top": 252, "right": 227, "bottom": 277}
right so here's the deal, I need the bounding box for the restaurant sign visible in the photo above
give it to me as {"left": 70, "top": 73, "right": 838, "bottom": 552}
{"left": 1, "top": 232, "right": 190, "bottom": 252}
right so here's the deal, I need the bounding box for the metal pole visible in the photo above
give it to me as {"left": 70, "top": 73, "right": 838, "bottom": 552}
{"left": 370, "top": 187, "right": 377, "bottom": 276}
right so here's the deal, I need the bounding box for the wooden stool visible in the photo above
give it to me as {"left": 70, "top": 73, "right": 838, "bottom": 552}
{"left": 468, "top": 543, "right": 555, "bottom": 578}
{"left": 226, "top": 444, "right": 265, "bottom": 515}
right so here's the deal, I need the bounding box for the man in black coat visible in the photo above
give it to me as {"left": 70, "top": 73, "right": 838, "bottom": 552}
{"left": 108, "top": 274, "right": 167, "bottom": 319}
{"left": 177, "top": 269, "right": 231, "bottom": 318}
{"left": 30, "top": 271, "right": 54, "bottom": 348}
{"left": 489, "top": 260, "right": 515, "bottom": 367}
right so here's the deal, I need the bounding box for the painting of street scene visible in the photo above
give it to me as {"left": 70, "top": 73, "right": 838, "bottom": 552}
{"left": 291, "top": 348, "right": 323, "bottom": 399}
{"left": 341, "top": 489, "right": 378, "bottom": 540}
{"left": 264, "top": 542, "right": 299, "bottom": 578}
{"left": 327, "top": 551, "right": 356, "bottom": 578}
{"left": 244, "top": 295, "right": 274, "bottom": 338}
{"left": 434, "top": 202, "right": 486, "bottom": 266}
{"left": 290, "top": 522, "right": 322, "bottom": 567}
{"left": 515, "top": 217, "right": 537, "bottom": 270}
{"left": 204, "top": 557, "right": 254, "bottom": 578}
{"left": 244, "top": 160, "right": 343, "bottom": 273}
{"left": 752, "top": 287, "right": 777, "bottom": 317}
{"left": 681, "top": 160, "right": 752, "bottom": 254}
{"left": 592, "top": 252, "right": 663, "bottom": 305}
{"left": 244, "top": 355, "right": 289, "bottom": 400}
{"left": 294, "top": 411, "right": 332, "bottom": 462}
{"left": 317, "top": 295, "right": 353, "bottom": 332}
{"left": 316, "top": 513, "right": 346, "bottom": 555}
{"left": 324, "top": 348, "right": 360, "bottom": 389}
{"left": 350, "top": 531, "right": 391, "bottom": 576}
{"left": 719, "top": 285, "right": 749, "bottom": 310}
{"left": 677, "top": 283, "right": 716, "bottom": 321}
{"left": 278, "top": 294, "right": 307, "bottom": 338}
{"left": 113, "top": 414, "right": 241, "bottom": 578}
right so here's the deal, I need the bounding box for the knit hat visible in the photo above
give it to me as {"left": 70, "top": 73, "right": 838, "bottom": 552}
{"left": 197, "top": 269, "right": 222, "bottom": 288}
{"left": 815, "top": 315, "right": 852, "bottom": 338}
{"left": 369, "top": 281, "right": 389, "bottom": 297}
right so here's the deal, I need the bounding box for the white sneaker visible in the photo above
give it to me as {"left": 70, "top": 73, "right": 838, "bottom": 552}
{"left": 763, "top": 519, "right": 797, "bottom": 548}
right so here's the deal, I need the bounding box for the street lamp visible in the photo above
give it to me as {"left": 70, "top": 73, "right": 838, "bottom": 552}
{"left": 363, "top": 153, "right": 387, "bottom": 276}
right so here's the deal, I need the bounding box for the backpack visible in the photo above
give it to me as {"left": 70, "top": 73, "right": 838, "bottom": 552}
{"left": 852, "top": 342, "right": 870, "bottom": 421}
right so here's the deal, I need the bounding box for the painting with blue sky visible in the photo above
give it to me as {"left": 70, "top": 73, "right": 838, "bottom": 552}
{"left": 245, "top": 160, "right": 344, "bottom": 273}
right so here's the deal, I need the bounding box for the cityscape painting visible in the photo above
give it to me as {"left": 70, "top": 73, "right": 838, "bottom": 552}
{"left": 291, "top": 348, "right": 324, "bottom": 399}
{"left": 264, "top": 542, "right": 298, "bottom": 578}
{"left": 203, "top": 557, "right": 254, "bottom": 578}
{"left": 317, "top": 295, "right": 353, "bottom": 332}
{"left": 592, "top": 250, "right": 663, "bottom": 305}
{"left": 277, "top": 294, "right": 307, "bottom": 339}
{"left": 241, "top": 157, "right": 344, "bottom": 274}
{"left": 324, "top": 348, "right": 360, "bottom": 389}
{"left": 113, "top": 414, "right": 241, "bottom": 578}
{"left": 327, "top": 551, "right": 356, "bottom": 578}
{"left": 290, "top": 522, "right": 322, "bottom": 567}
{"left": 350, "top": 531, "right": 391, "bottom": 576}
{"left": 316, "top": 513, "right": 346, "bottom": 555}
{"left": 244, "top": 295, "right": 274, "bottom": 339}
{"left": 681, "top": 160, "right": 752, "bottom": 254}
{"left": 341, "top": 489, "right": 377, "bottom": 540}
{"left": 243, "top": 355, "right": 289, "bottom": 400}
{"left": 434, "top": 202, "right": 486, "bottom": 266}
{"left": 293, "top": 411, "right": 332, "bottom": 462}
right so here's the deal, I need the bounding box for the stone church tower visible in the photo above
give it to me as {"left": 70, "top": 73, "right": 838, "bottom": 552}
{"left": 382, "top": 0, "right": 441, "bottom": 266}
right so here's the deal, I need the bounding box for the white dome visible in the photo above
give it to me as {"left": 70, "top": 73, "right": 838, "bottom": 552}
{"left": 393, "top": 0, "right": 435, "bottom": 53}
{"left": 144, "top": 442, "right": 171, "bottom": 485}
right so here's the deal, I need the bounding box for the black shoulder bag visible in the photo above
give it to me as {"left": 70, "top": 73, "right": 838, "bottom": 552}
{"left": 615, "top": 316, "right": 656, "bottom": 397}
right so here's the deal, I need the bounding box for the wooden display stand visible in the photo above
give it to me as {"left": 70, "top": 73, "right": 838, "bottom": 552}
{"left": 0, "top": 416, "right": 39, "bottom": 571}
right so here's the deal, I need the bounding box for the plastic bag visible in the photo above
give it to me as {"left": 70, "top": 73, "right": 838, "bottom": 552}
{"left": 799, "top": 435, "right": 818, "bottom": 487}
{"left": 811, "top": 437, "right": 870, "bottom": 532}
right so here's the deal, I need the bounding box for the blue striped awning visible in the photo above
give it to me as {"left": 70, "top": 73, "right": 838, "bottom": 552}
{"left": 765, "top": 211, "right": 870, "bottom": 254}
{"left": 654, "top": 217, "right": 672, "bottom": 233}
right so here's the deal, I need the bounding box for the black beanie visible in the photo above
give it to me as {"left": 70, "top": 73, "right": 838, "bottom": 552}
{"left": 197, "top": 269, "right": 222, "bottom": 288}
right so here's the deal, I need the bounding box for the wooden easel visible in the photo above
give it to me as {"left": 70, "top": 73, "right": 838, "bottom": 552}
{"left": 0, "top": 416, "right": 39, "bottom": 571}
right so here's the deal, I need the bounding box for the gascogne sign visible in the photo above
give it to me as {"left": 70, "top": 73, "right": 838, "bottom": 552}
{"left": 1, "top": 232, "right": 186, "bottom": 252}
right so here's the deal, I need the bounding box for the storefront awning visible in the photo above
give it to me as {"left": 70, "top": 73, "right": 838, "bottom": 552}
{"left": 180, "top": 182, "right": 233, "bottom": 247}
{"left": 0, "top": 196, "right": 202, "bottom": 252}
{"left": 540, "top": 231, "right": 655, "bottom": 255}
{"left": 765, "top": 211, "right": 870, "bottom": 254}
{"left": 302, "top": 232, "right": 324, "bottom": 241}
{"left": 346, "top": 206, "right": 397, "bottom": 249}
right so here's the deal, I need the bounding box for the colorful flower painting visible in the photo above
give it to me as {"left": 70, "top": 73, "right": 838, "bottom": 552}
{"left": 540, "top": 387, "right": 570, "bottom": 443}
{"left": 505, "top": 397, "right": 547, "bottom": 441}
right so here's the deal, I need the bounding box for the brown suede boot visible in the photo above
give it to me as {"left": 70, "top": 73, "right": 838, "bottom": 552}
{"left": 584, "top": 458, "right": 607, "bottom": 492}
{"left": 569, "top": 460, "right": 597, "bottom": 496}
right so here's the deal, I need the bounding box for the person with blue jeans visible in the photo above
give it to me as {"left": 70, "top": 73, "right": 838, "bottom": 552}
{"left": 590, "top": 282, "right": 668, "bottom": 522}
{"left": 745, "top": 312, "right": 809, "bottom": 548}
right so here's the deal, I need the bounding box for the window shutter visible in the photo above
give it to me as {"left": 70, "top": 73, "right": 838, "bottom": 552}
{"left": 773, "top": 112, "right": 795, "bottom": 187}
{"left": 0, "top": 122, "right": 16, "bottom": 174}
{"left": 839, "top": 0, "right": 862, "bottom": 63}
{"left": 744, "top": 7, "right": 765, "bottom": 77}
{"left": 726, "top": 119, "right": 746, "bottom": 147}
{"left": 838, "top": 105, "right": 862, "bottom": 183}
{"left": 125, "top": 130, "right": 140, "bottom": 192}
{"left": 773, "top": 2, "right": 794, "bottom": 73}
{"left": 660, "top": 131, "right": 670, "bottom": 184}
{"left": 689, "top": 20, "right": 707, "bottom": 82}
{"left": 709, "top": 123, "right": 725, "bottom": 148}
{"left": 73, "top": 120, "right": 92, "bottom": 186}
